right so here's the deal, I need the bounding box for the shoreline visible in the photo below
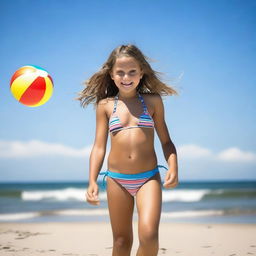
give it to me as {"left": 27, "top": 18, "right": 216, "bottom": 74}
{"left": 0, "top": 221, "right": 255, "bottom": 256}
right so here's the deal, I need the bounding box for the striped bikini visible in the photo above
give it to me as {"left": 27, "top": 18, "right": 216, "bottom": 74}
{"left": 109, "top": 92, "right": 154, "bottom": 133}
{"left": 99, "top": 92, "right": 167, "bottom": 197}
{"left": 99, "top": 165, "right": 168, "bottom": 197}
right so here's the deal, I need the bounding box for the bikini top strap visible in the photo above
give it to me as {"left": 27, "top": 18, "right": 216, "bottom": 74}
{"left": 138, "top": 93, "right": 148, "bottom": 113}
{"left": 112, "top": 93, "right": 119, "bottom": 114}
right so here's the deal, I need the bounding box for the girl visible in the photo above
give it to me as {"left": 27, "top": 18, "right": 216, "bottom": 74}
{"left": 77, "top": 44, "right": 179, "bottom": 256}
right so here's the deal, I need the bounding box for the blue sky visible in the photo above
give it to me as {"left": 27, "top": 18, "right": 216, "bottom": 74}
{"left": 0, "top": 0, "right": 255, "bottom": 182}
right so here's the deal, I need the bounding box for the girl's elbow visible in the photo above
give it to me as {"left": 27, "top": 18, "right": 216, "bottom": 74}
{"left": 162, "top": 140, "right": 174, "bottom": 148}
{"left": 162, "top": 141, "right": 177, "bottom": 154}
{"left": 91, "top": 144, "right": 106, "bottom": 155}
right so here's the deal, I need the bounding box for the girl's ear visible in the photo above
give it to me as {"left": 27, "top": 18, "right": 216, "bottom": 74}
{"left": 109, "top": 71, "right": 114, "bottom": 80}
{"left": 140, "top": 70, "right": 144, "bottom": 79}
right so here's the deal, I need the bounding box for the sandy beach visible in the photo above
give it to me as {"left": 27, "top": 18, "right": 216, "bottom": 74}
{"left": 0, "top": 221, "right": 255, "bottom": 256}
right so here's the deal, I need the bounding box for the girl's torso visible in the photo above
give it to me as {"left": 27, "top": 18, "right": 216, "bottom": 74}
{"left": 105, "top": 93, "right": 158, "bottom": 174}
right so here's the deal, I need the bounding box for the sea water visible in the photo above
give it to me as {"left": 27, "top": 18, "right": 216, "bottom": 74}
{"left": 0, "top": 180, "right": 255, "bottom": 223}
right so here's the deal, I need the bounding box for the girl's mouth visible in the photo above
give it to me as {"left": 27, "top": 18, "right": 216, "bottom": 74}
{"left": 121, "top": 82, "right": 133, "bottom": 87}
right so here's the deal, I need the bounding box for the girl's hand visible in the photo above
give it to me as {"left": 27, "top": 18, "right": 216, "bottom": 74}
{"left": 86, "top": 182, "right": 100, "bottom": 206}
{"left": 163, "top": 170, "right": 178, "bottom": 189}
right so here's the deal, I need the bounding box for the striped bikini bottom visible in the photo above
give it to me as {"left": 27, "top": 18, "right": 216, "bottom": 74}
{"left": 99, "top": 165, "right": 168, "bottom": 197}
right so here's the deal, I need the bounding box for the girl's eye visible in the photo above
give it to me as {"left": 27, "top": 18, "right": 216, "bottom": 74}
{"left": 115, "top": 70, "right": 137, "bottom": 76}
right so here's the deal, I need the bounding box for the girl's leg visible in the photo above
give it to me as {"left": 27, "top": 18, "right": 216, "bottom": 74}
{"left": 135, "top": 172, "right": 162, "bottom": 256}
{"left": 107, "top": 176, "right": 135, "bottom": 256}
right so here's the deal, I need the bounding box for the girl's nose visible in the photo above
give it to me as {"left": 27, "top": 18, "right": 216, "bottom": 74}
{"left": 123, "top": 73, "right": 130, "bottom": 80}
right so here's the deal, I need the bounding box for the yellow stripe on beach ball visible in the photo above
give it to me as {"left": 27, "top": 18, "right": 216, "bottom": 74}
{"left": 31, "top": 76, "right": 54, "bottom": 107}
{"left": 10, "top": 72, "right": 38, "bottom": 101}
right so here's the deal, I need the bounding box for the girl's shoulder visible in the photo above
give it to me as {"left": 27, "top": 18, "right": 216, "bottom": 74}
{"left": 97, "top": 96, "right": 116, "bottom": 118}
{"left": 141, "top": 93, "right": 162, "bottom": 106}
{"left": 98, "top": 96, "right": 115, "bottom": 105}
{"left": 140, "top": 93, "right": 163, "bottom": 116}
{"left": 141, "top": 93, "right": 161, "bottom": 99}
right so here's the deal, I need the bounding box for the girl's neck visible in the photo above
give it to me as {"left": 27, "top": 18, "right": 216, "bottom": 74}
{"left": 118, "top": 90, "right": 138, "bottom": 100}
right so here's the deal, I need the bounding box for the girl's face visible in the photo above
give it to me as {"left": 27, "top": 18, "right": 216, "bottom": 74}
{"left": 110, "top": 56, "right": 143, "bottom": 93}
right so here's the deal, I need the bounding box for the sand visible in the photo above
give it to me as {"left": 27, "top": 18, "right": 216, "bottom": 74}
{"left": 0, "top": 221, "right": 255, "bottom": 256}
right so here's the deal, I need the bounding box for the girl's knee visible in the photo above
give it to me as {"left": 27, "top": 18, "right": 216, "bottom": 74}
{"left": 139, "top": 226, "right": 159, "bottom": 245}
{"left": 113, "top": 235, "right": 133, "bottom": 250}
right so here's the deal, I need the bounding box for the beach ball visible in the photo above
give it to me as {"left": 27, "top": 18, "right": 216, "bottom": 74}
{"left": 10, "top": 65, "right": 54, "bottom": 107}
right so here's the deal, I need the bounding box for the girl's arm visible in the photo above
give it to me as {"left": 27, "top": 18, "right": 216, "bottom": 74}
{"left": 89, "top": 99, "right": 109, "bottom": 184}
{"left": 86, "top": 99, "right": 108, "bottom": 205}
{"left": 153, "top": 95, "right": 178, "bottom": 188}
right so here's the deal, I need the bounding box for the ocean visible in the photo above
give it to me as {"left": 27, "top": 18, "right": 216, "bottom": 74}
{"left": 0, "top": 180, "right": 256, "bottom": 223}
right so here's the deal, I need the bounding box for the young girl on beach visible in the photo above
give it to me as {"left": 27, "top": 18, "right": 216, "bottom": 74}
{"left": 77, "top": 44, "right": 179, "bottom": 256}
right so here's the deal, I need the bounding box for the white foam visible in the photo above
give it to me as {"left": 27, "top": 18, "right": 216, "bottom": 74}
{"left": 162, "top": 189, "right": 209, "bottom": 202}
{"left": 0, "top": 209, "right": 109, "bottom": 221}
{"left": 161, "top": 210, "right": 224, "bottom": 218}
{"left": 55, "top": 209, "right": 109, "bottom": 216}
{"left": 22, "top": 188, "right": 86, "bottom": 201}
{"left": 21, "top": 188, "right": 209, "bottom": 202}
{"left": 0, "top": 212, "right": 39, "bottom": 221}
{"left": 22, "top": 188, "right": 108, "bottom": 202}
{"left": 0, "top": 209, "right": 224, "bottom": 222}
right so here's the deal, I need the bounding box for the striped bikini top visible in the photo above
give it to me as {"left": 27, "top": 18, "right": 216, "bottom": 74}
{"left": 109, "top": 93, "right": 155, "bottom": 134}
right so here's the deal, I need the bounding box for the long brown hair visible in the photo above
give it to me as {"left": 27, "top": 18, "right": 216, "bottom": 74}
{"left": 76, "top": 44, "right": 179, "bottom": 107}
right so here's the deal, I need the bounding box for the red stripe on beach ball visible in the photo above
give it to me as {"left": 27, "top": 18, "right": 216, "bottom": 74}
{"left": 19, "top": 76, "right": 46, "bottom": 105}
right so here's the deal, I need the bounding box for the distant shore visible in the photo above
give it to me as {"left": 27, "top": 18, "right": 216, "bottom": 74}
{"left": 0, "top": 221, "right": 256, "bottom": 256}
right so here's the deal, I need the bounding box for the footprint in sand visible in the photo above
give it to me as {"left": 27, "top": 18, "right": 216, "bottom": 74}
{"left": 6, "top": 249, "right": 17, "bottom": 252}
{"left": 37, "top": 249, "right": 46, "bottom": 253}
{"left": 15, "top": 231, "right": 48, "bottom": 239}
{"left": 0, "top": 229, "right": 49, "bottom": 240}
{"left": 1, "top": 246, "right": 11, "bottom": 250}
{"left": 62, "top": 253, "right": 79, "bottom": 256}
{"left": 159, "top": 247, "right": 167, "bottom": 254}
